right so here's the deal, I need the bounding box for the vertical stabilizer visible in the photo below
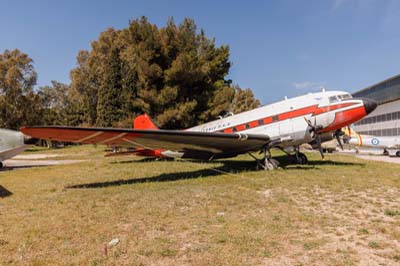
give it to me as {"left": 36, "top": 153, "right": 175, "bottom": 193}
{"left": 133, "top": 114, "right": 158, "bottom": 130}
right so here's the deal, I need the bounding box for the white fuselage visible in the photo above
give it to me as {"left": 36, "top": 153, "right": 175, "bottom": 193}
{"left": 188, "top": 90, "right": 367, "bottom": 149}
{"left": 349, "top": 134, "right": 400, "bottom": 154}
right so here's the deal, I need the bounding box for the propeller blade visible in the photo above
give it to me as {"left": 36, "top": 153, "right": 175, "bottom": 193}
{"left": 304, "top": 117, "right": 313, "bottom": 127}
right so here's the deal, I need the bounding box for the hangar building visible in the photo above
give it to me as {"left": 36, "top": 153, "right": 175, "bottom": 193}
{"left": 352, "top": 74, "right": 400, "bottom": 136}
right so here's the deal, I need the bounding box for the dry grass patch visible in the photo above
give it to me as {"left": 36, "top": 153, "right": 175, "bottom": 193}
{"left": 0, "top": 146, "right": 399, "bottom": 265}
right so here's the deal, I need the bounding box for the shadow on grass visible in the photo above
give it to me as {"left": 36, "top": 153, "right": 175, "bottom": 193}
{"left": 0, "top": 164, "right": 50, "bottom": 172}
{"left": 66, "top": 156, "right": 364, "bottom": 189}
{"left": 110, "top": 157, "right": 175, "bottom": 164}
{"left": 0, "top": 185, "right": 12, "bottom": 198}
{"left": 24, "top": 148, "right": 50, "bottom": 153}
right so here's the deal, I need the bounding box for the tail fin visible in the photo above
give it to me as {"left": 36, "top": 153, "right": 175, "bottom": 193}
{"left": 133, "top": 113, "right": 158, "bottom": 130}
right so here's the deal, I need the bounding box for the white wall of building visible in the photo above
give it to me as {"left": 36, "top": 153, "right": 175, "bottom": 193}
{"left": 353, "top": 100, "right": 400, "bottom": 136}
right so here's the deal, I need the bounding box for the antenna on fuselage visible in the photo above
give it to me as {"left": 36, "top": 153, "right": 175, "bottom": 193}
{"left": 321, "top": 87, "right": 326, "bottom": 92}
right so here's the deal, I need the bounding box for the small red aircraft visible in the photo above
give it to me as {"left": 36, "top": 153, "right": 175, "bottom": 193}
{"left": 21, "top": 90, "right": 376, "bottom": 170}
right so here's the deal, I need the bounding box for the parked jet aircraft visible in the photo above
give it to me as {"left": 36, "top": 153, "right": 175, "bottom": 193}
{"left": 343, "top": 127, "right": 400, "bottom": 157}
{"left": 21, "top": 90, "right": 377, "bottom": 170}
{"left": 0, "top": 129, "right": 34, "bottom": 168}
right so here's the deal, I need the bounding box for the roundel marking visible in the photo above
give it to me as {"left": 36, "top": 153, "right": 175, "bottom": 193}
{"left": 371, "top": 138, "right": 380, "bottom": 146}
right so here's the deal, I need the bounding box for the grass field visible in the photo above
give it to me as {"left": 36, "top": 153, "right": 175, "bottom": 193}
{"left": 0, "top": 145, "right": 399, "bottom": 266}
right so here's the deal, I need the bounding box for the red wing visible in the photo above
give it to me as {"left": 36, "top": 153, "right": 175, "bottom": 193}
{"left": 20, "top": 126, "right": 270, "bottom": 154}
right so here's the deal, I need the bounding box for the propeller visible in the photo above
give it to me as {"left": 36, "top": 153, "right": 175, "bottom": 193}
{"left": 304, "top": 117, "right": 324, "bottom": 159}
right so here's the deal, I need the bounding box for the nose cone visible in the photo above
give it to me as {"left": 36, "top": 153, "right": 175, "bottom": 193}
{"left": 363, "top": 98, "right": 377, "bottom": 115}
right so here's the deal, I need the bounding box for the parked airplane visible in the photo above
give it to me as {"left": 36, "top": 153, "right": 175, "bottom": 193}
{"left": 0, "top": 129, "right": 34, "bottom": 168}
{"left": 20, "top": 90, "right": 377, "bottom": 170}
{"left": 343, "top": 127, "right": 400, "bottom": 157}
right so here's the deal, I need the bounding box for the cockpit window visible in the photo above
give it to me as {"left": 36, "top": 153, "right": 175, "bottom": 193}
{"left": 330, "top": 94, "right": 352, "bottom": 103}
{"left": 337, "top": 94, "right": 352, "bottom": 100}
{"left": 329, "top": 96, "right": 339, "bottom": 103}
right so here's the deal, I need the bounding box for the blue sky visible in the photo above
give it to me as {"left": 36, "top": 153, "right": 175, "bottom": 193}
{"left": 1, "top": 0, "right": 399, "bottom": 103}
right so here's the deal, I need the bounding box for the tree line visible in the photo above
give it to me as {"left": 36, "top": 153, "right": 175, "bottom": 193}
{"left": 0, "top": 17, "right": 260, "bottom": 130}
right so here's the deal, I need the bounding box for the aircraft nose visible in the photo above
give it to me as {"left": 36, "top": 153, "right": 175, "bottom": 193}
{"left": 363, "top": 98, "right": 377, "bottom": 115}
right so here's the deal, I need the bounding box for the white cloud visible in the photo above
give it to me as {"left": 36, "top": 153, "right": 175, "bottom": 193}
{"left": 292, "top": 81, "right": 325, "bottom": 90}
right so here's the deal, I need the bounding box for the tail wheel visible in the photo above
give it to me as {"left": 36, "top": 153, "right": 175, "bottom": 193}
{"left": 396, "top": 151, "right": 400, "bottom": 157}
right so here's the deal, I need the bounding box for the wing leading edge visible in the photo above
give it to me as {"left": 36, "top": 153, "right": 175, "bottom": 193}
{"left": 20, "top": 126, "right": 270, "bottom": 157}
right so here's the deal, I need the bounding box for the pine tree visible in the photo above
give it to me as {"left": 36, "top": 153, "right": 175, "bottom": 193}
{"left": 69, "top": 17, "right": 260, "bottom": 129}
{"left": 96, "top": 44, "right": 123, "bottom": 127}
{"left": 231, "top": 85, "right": 261, "bottom": 114}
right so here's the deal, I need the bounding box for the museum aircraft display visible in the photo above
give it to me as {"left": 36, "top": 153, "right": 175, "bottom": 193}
{"left": 0, "top": 129, "right": 35, "bottom": 168}
{"left": 343, "top": 127, "right": 400, "bottom": 157}
{"left": 21, "top": 90, "right": 377, "bottom": 170}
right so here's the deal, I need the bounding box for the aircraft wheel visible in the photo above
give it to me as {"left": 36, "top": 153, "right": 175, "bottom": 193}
{"left": 296, "top": 152, "right": 308, "bottom": 164}
{"left": 265, "top": 158, "right": 279, "bottom": 170}
{"left": 396, "top": 151, "right": 400, "bottom": 157}
{"left": 0, "top": 162, "right": 3, "bottom": 168}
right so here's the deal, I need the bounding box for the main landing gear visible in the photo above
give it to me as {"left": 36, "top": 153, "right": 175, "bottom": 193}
{"left": 249, "top": 146, "right": 309, "bottom": 171}
{"left": 294, "top": 151, "right": 308, "bottom": 165}
{"left": 249, "top": 148, "right": 280, "bottom": 170}
{"left": 263, "top": 149, "right": 280, "bottom": 170}
{"left": 279, "top": 146, "right": 309, "bottom": 165}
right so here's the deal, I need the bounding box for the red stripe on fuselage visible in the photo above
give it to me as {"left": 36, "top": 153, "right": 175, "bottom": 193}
{"left": 278, "top": 105, "right": 318, "bottom": 120}
{"left": 219, "top": 102, "right": 358, "bottom": 133}
{"left": 312, "top": 102, "right": 354, "bottom": 116}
